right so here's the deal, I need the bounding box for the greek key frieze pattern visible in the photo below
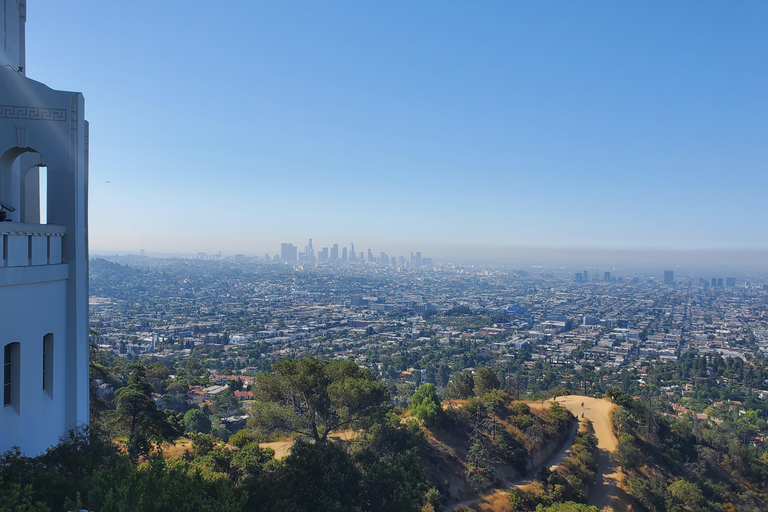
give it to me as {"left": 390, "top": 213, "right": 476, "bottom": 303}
{"left": 0, "top": 105, "right": 67, "bottom": 122}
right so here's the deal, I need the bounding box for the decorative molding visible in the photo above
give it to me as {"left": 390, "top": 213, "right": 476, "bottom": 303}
{"left": 0, "top": 105, "right": 66, "bottom": 122}
{"left": 16, "top": 125, "right": 27, "bottom": 148}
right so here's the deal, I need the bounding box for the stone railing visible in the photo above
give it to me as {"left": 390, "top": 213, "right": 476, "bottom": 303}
{"left": 0, "top": 223, "right": 65, "bottom": 268}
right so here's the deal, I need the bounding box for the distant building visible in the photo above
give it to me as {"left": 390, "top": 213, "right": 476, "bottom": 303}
{"left": 280, "top": 243, "right": 297, "bottom": 263}
{"left": 583, "top": 315, "right": 599, "bottom": 326}
{"left": 604, "top": 272, "right": 611, "bottom": 282}
{"left": 575, "top": 273, "right": 583, "bottom": 283}
{"left": 726, "top": 277, "right": 736, "bottom": 287}
{"left": 664, "top": 270, "right": 674, "bottom": 285}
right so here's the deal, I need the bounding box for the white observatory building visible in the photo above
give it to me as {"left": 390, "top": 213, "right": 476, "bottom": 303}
{"left": 0, "top": 1, "right": 89, "bottom": 455}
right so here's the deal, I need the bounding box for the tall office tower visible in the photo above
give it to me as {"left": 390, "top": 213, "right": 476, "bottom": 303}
{"left": 280, "top": 243, "right": 298, "bottom": 263}
{"left": 303, "top": 238, "right": 314, "bottom": 262}
{"left": 711, "top": 277, "right": 717, "bottom": 287}
{"left": 604, "top": 272, "right": 611, "bottom": 282}
{"left": 380, "top": 252, "right": 387, "bottom": 265}
{"left": 416, "top": 252, "right": 422, "bottom": 267}
{"left": 575, "top": 273, "right": 583, "bottom": 283}
{"left": 331, "top": 244, "right": 339, "bottom": 262}
{"left": 1, "top": 2, "right": 90, "bottom": 456}
{"left": 318, "top": 247, "right": 328, "bottom": 263}
{"left": 717, "top": 278, "right": 724, "bottom": 287}
{"left": 349, "top": 242, "right": 355, "bottom": 262}
{"left": 582, "top": 270, "right": 589, "bottom": 281}
{"left": 424, "top": 258, "right": 432, "bottom": 266}
{"left": 341, "top": 247, "right": 348, "bottom": 262}
{"left": 410, "top": 251, "right": 415, "bottom": 266}
{"left": 725, "top": 277, "right": 736, "bottom": 287}
{"left": 664, "top": 270, "right": 674, "bottom": 285}
{"left": 398, "top": 256, "right": 406, "bottom": 266}
{"left": 367, "top": 248, "right": 374, "bottom": 262}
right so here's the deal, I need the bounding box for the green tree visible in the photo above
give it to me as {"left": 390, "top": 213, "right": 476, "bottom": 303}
{"left": 535, "top": 502, "right": 599, "bottom": 512}
{"left": 474, "top": 367, "right": 501, "bottom": 397}
{"left": 183, "top": 408, "right": 212, "bottom": 434}
{"left": 113, "top": 365, "right": 180, "bottom": 459}
{"left": 436, "top": 363, "right": 450, "bottom": 387}
{"left": 273, "top": 439, "right": 359, "bottom": 511}
{"left": 443, "top": 371, "right": 474, "bottom": 399}
{"left": 251, "top": 357, "right": 390, "bottom": 442}
{"left": 667, "top": 479, "right": 706, "bottom": 511}
{"left": 410, "top": 384, "right": 445, "bottom": 427}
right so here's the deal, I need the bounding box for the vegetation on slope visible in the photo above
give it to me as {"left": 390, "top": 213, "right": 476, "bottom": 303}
{"left": 607, "top": 387, "right": 768, "bottom": 512}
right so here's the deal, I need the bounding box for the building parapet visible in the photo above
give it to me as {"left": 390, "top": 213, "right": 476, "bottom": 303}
{"left": 0, "top": 223, "right": 66, "bottom": 268}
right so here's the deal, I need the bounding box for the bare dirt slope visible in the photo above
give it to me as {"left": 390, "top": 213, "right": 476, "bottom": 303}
{"left": 259, "top": 430, "right": 358, "bottom": 460}
{"left": 553, "top": 395, "right": 634, "bottom": 512}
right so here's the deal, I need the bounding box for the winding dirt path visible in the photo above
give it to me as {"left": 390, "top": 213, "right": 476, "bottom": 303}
{"left": 447, "top": 395, "right": 631, "bottom": 512}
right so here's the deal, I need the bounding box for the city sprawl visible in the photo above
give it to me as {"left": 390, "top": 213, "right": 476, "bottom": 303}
{"left": 90, "top": 254, "right": 768, "bottom": 411}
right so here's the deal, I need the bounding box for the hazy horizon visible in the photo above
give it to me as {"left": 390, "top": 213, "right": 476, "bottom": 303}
{"left": 92, "top": 244, "right": 768, "bottom": 276}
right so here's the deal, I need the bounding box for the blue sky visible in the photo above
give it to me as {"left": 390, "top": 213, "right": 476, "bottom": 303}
{"left": 26, "top": 1, "right": 768, "bottom": 257}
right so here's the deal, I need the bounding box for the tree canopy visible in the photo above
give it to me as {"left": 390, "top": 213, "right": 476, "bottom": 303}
{"left": 410, "top": 384, "right": 445, "bottom": 427}
{"left": 251, "top": 357, "right": 390, "bottom": 442}
{"left": 112, "top": 365, "right": 182, "bottom": 458}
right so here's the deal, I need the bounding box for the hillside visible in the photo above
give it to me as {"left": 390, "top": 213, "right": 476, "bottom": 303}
{"left": 417, "top": 396, "right": 576, "bottom": 505}
{"left": 609, "top": 389, "right": 768, "bottom": 512}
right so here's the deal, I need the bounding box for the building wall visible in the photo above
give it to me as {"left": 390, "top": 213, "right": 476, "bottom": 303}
{"left": 0, "top": 1, "right": 89, "bottom": 456}
{"left": 0, "top": 278, "right": 68, "bottom": 455}
{"left": 0, "top": 0, "right": 25, "bottom": 71}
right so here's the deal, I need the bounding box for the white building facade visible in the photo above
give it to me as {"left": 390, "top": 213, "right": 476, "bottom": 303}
{"left": 0, "top": 1, "right": 89, "bottom": 456}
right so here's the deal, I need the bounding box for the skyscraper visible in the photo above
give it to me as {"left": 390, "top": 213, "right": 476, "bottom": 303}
{"left": 280, "top": 243, "right": 298, "bottom": 263}
{"left": 331, "top": 244, "right": 339, "bottom": 262}
{"left": 1, "top": 4, "right": 90, "bottom": 455}
{"left": 664, "top": 270, "right": 674, "bottom": 285}
{"left": 304, "top": 238, "right": 315, "bottom": 262}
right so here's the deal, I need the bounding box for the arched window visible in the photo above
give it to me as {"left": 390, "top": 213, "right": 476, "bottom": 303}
{"left": 43, "top": 334, "right": 53, "bottom": 396}
{"left": 3, "top": 342, "right": 20, "bottom": 411}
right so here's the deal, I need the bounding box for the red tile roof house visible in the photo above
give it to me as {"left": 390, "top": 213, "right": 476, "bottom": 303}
{"left": 234, "top": 391, "right": 253, "bottom": 401}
